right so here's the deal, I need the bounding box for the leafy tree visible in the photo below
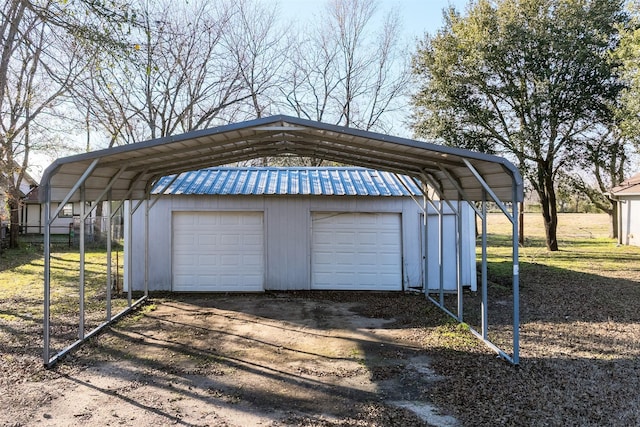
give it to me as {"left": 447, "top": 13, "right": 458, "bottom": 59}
{"left": 568, "top": 124, "right": 629, "bottom": 237}
{"left": 411, "top": 0, "right": 627, "bottom": 250}
{"left": 617, "top": 1, "right": 640, "bottom": 154}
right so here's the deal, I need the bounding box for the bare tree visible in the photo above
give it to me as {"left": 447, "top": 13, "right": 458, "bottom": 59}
{"left": 221, "top": 0, "right": 287, "bottom": 121}
{"left": 1, "top": 2, "right": 91, "bottom": 247}
{"left": 0, "top": 0, "right": 134, "bottom": 248}
{"left": 73, "top": 0, "right": 272, "bottom": 147}
{"left": 280, "top": 0, "right": 410, "bottom": 134}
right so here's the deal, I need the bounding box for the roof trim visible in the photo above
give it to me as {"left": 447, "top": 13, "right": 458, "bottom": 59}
{"left": 609, "top": 172, "right": 640, "bottom": 197}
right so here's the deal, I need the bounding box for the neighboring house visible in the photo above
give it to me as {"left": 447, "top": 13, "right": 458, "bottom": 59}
{"left": 2, "top": 167, "right": 97, "bottom": 237}
{"left": 126, "top": 167, "right": 477, "bottom": 293}
{"left": 22, "top": 196, "right": 97, "bottom": 236}
{"left": 0, "top": 165, "right": 38, "bottom": 231}
{"left": 610, "top": 172, "right": 640, "bottom": 247}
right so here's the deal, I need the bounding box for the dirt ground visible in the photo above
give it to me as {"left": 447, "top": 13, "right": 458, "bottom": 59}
{"left": 0, "top": 293, "right": 458, "bottom": 427}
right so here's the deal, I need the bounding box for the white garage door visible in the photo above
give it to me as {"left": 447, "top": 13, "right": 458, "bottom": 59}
{"left": 172, "top": 211, "right": 264, "bottom": 292}
{"left": 311, "top": 212, "right": 402, "bottom": 290}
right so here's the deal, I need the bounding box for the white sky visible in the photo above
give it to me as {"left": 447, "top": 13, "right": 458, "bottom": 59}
{"left": 275, "top": 0, "right": 469, "bottom": 41}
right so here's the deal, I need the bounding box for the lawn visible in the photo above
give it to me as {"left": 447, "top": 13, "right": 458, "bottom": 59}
{"left": 434, "top": 213, "right": 640, "bottom": 425}
{"left": 0, "top": 243, "right": 130, "bottom": 382}
{"left": 1, "top": 213, "right": 640, "bottom": 425}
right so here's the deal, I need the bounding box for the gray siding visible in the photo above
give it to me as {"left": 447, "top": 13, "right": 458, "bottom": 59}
{"left": 265, "top": 198, "right": 310, "bottom": 290}
{"left": 126, "top": 195, "right": 474, "bottom": 292}
{"left": 621, "top": 197, "right": 640, "bottom": 246}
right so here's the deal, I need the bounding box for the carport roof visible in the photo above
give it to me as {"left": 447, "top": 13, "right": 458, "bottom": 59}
{"left": 40, "top": 115, "right": 523, "bottom": 203}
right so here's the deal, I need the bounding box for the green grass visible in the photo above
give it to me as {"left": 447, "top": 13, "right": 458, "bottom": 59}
{"left": 0, "top": 244, "right": 131, "bottom": 361}
{"left": 481, "top": 213, "right": 640, "bottom": 280}
{"left": 427, "top": 213, "right": 640, "bottom": 360}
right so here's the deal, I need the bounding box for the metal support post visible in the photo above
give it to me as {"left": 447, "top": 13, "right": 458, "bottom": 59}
{"left": 423, "top": 193, "right": 429, "bottom": 294}
{"left": 43, "top": 186, "right": 51, "bottom": 365}
{"left": 481, "top": 191, "right": 488, "bottom": 339}
{"left": 438, "top": 200, "right": 444, "bottom": 305}
{"left": 79, "top": 185, "right": 86, "bottom": 340}
{"left": 144, "top": 197, "right": 150, "bottom": 296}
{"left": 456, "top": 199, "right": 463, "bottom": 321}
{"left": 106, "top": 193, "right": 112, "bottom": 321}
{"left": 512, "top": 187, "right": 520, "bottom": 364}
{"left": 127, "top": 200, "right": 133, "bottom": 307}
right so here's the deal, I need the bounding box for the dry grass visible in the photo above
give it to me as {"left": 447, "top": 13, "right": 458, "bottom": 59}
{"left": 0, "top": 244, "right": 130, "bottom": 385}
{"left": 428, "top": 213, "right": 640, "bottom": 425}
{"left": 1, "top": 214, "right": 640, "bottom": 425}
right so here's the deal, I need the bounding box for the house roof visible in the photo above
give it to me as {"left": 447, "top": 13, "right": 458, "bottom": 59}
{"left": 0, "top": 161, "right": 38, "bottom": 198}
{"left": 39, "top": 115, "right": 523, "bottom": 204}
{"left": 610, "top": 173, "right": 640, "bottom": 197}
{"left": 153, "top": 167, "right": 421, "bottom": 197}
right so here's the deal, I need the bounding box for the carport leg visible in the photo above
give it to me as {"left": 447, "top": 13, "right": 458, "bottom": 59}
{"left": 43, "top": 186, "right": 51, "bottom": 365}
{"left": 438, "top": 200, "right": 444, "bottom": 305}
{"left": 456, "top": 199, "right": 463, "bottom": 321}
{"left": 512, "top": 187, "right": 520, "bottom": 364}
{"left": 79, "top": 185, "right": 86, "bottom": 340}
{"left": 481, "top": 191, "right": 488, "bottom": 339}
{"left": 106, "top": 193, "right": 112, "bottom": 321}
{"left": 144, "top": 197, "right": 149, "bottom": 297}
{"left": 423, "top": 193, "right": 428, "bottom": 295}
{"left": 127, "top": 200, "right": 132, "bottom": 307}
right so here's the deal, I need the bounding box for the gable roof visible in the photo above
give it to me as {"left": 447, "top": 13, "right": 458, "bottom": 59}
{"left": 0, "top": 162, "right": 38, "bottom": 197}
{"left": 153, "top": 167, "right": 421, "bottom": 197}
{"left": 40, "top": 115, "right": 523, "bottom": 204}
{"left": 610, "top": 172, "right": 640, "bottom": 197}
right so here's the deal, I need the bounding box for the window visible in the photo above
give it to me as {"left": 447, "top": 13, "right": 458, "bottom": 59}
{"left": 61, "top": 203, "right": 73, "bottom": 218}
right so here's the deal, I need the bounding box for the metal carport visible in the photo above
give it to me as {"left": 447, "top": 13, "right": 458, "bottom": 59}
{"left": 39, "top": 115, "right": 523, "bottom": 366}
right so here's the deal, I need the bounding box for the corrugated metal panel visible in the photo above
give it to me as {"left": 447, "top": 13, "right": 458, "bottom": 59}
{"left": 152, "top": 167, "right": 421, "bottom": 196}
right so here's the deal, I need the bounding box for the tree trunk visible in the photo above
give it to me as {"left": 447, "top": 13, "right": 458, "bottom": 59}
{"left": 8, "top": 196, "right": 20, "bottom": 249}
{"left": 541, "top": 203, "right": 559, "bottom": 251}
{"left": 519, "top": 202, "right": 524, "bottom": 246}
{"left": 539, "top": 174, "right": 559, "bottom": 251}
{"left": 609, "top": 200, "right": 618, "bottom": 240}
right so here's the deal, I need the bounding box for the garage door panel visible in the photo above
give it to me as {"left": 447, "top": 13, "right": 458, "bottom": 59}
{"left": 357, "top": 215, "right": 378, "bottom": 226}
{"left": 243, "top": 234, "right": 262, "bottom": 245}
{"left": 312, "top": 212, "right": 402, "bottom": 291}
{"left": 174, "top": 234, "right": 195, "bottom": 246}
{"left": 220, "top": 234, "right": 240, "bottom": 246}
{"left": 242, "top": 254, "right": 262, "bottom": 264}
{"left": 333, "top": 231, "right": 356, "bottom": 244}
{"left": 195, "top": 254, "right": 216, "bottom": 265}
{"left": 173, "top": 211, "right": 264, "bottom": 292}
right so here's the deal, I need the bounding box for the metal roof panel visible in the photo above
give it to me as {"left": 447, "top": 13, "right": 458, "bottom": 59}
{"left": 152, "top": 167, "right": 422, "bottom": 197}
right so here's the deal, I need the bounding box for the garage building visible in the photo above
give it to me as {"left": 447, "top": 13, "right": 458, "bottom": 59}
{"left": 127, "top": 167, "right": 476, "bottom": 293}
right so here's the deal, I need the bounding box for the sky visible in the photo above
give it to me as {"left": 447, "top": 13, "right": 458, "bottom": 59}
{"left": 276, "top": 0, "right": 469, "bottom": 41}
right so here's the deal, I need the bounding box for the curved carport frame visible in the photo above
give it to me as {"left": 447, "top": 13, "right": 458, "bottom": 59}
{"left": 40, "top": 115, "right": 523, "bottom": 367}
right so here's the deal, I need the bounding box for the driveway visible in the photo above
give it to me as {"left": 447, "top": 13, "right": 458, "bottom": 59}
{"left": 1, "top": 292, "right": 458, "bottom": 426}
